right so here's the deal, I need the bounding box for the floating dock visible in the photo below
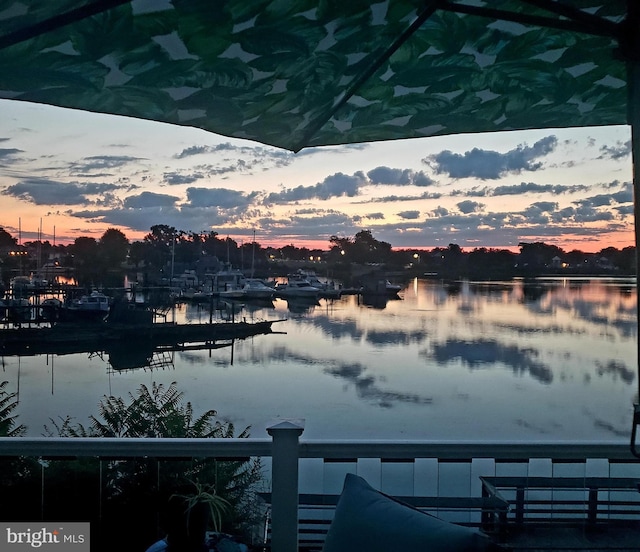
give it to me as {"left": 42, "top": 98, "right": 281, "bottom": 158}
{"left": 0, "top": 319, "right": 278, "bottom": 357}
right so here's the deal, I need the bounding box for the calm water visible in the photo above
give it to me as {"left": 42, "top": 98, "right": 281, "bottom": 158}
{"left": 3, "top": 277, "right": 637, "bottom": 442}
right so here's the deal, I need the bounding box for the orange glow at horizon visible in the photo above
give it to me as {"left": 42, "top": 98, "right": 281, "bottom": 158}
{"left": 8, "top": 218, "right": 634, "bottom": 255}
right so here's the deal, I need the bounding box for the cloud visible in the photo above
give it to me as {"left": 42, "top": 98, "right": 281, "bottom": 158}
{"left": 525, "top": 201, "right": 558, "bottom": 216}
{"left": 366, "top": 212, "right": 386, "bottom": 220}
{"left": 2, "top": 178, "right": 124, "bottom": 206}
{"left": 267, "top": 166, "right": 438, "bottom": 205}
{"left": 573, "top": 183, "right": 633, "bottom": 209}
{"left": 175, "top": 145, "right": 213, "bottom": 158}
{"left": 490, "top": 182, "right": 590, "bottom": 196}
{"left": 0, "top": 147, "right": 23, "bottom": 161}
{"left": 359, "top": 191, "right": 443, "bottom": 204}
{"left": 413, "top": 171, "right": 436, "bottom": 187}
{"left": 72, "top": 206, "right": 182, "bottom": 231}
{"left": 69, "top": 155, "right": 144, "bottom": 175}
{"left": 267, "top": 172, "right": 366, "bottom": 202}
{"left": 255, "top": 211, "right": 358, "bottom": 243}
{"left": 174, "top": 142, "right": 297, "bottom": 174}
{"left": 367, "top": 166, "right": 435, "bottom": 187}
{"left": 123, "top": 191, "right": 179, "bottom": 208}
{"left": 163, "top": 172, "right": 204, "bottom": 185}
{"left": 185, "top": 187, "right": 256, "bottom": 208}
{"left": 573, "top": 205, "right": 615, "bottom": 222}
{"left": 397, "top": 210, "right": 420, "bottom": 220}
{"left": 424, "top": 136, "right": 558, "bottom": 179}
{"left": 367, "top": 166, "right": 412, "bottom": 185}
{"left": 456, "top": 200, "right": 483, "bottom": 214}
{"left": 599, "top": 140, "right": 631, "bottom": 160}
{"left": 615, "top": 204, "right": 634, "bottom": 216}
{"left": 431, "top": 206, "right": 449, "bottom": 217}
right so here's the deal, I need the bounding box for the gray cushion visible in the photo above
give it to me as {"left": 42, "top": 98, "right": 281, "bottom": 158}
{"left": 323, "top": 473, "right": 492, "bottom": 552}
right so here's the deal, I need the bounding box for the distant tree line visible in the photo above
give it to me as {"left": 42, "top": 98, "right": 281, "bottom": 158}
{"left": 0, "top": 225, "right": 635, "bottom": 289}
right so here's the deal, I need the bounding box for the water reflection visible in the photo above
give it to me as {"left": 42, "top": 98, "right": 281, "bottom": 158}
{"left": 323, "top": 360, "right": 433, "bottom": 408}
{"left": 424, "top": 339, "right": 554, "bottom": 384}
{"left": 284, "top": 297, "right": 320, "bottom": 314}
{"left": 3, "top": 277, "right": 637, "bottom": 441}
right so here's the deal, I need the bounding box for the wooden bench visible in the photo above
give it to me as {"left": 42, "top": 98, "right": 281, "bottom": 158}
{"left": 480, "top": 476, "right": 640, "bottom": 531}
{"left": 257, "top": 491, "right": 510, "bottom": 552}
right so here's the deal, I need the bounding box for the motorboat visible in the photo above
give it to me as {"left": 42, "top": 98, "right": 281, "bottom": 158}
{"left": 61, "top": 290, "right": 111, "bottom": 322}
{"left": 207, "top": 264, "right": 246, "bottom": 295}
{"left": 242, "top": 278, "right": 275, "bottom": 300}
{"left": 218, "top": 287, "right": 246, "bottom": 300}
{"left": 70, "top": 291, "right": 111, "bottom": 312}
{"left": 296, "top": 270, "right": 341, "bottom": 298}
{"left": 275, "top": 276, "right": 320, "bottom": 299}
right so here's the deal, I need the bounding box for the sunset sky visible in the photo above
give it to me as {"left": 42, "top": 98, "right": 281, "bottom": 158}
{"left": 0, "top": 98, "right": 633, "bottom": 253}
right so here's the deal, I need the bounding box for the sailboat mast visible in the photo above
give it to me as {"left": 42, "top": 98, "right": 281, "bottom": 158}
{"left": 251, "top": 230, "right": 256, "bottom": 278}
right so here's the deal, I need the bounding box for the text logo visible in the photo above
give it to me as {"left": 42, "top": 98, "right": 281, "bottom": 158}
{"left": 0, "top": 523, "right": 89, "bottom": 550}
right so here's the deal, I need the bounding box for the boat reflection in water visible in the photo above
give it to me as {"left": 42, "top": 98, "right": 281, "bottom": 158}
{"left": 0, "top": 298, "right": 278, "bottom": 365}
{"left": 103, "top": 341, "right": 238, "bottom": 372}
{"left": 284, "top": 296, "right": 321, "bottom": 314}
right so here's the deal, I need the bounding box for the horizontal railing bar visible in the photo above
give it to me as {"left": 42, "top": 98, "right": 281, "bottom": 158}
{"left": 0, "top": 437, "right": 272, "bottom": 457}
{"left": 299, "top": 441, "right": 635, "bottom": 460}
{"left": 0, "top": 438, "right": 635, "bottom": 461}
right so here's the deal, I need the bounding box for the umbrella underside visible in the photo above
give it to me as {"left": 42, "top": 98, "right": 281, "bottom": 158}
{"left": 0, "top": 0, "right": 630, "bottom": 151}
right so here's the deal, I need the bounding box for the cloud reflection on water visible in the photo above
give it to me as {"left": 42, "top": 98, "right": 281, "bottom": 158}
{"left": 238, "top": 343, "right": 434, "bottom": 408}
{"left": 424, "top": 338, "right": 554, "bottom": 384}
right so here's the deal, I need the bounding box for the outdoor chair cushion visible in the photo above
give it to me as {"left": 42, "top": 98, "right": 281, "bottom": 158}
{"left": 322, "top": 473, "right": 494, "bottom": 552}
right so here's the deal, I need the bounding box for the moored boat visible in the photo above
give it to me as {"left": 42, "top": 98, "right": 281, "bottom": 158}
{"left": 60, "top": 290, "right": 111, "bottom": 322}
{"left": 242, "top": 278, "right": 275, "bottom": 300}
{"left": 274, "top": 276, "right": 320, "bottom": 299}
{"left": 206, "top": 264, "right": 246, "bottom": 295}
{"left": 296, "top": 270, "right": 341, "bottom": 298}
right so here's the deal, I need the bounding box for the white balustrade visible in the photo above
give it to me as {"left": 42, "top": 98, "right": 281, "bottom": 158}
{"left": 0, "top": 428, "right": 636, "bottom": 552}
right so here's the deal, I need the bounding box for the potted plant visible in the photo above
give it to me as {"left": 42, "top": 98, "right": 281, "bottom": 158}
{"left": 161, "top": 480, "right": 230, "bottom": 551}
{"left": 173, "top": 479, "right": 230, "bottom": 533}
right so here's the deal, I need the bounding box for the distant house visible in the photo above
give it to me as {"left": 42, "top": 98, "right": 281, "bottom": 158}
{"left": 550, "top": 256, "right": 563, "bottom": 269}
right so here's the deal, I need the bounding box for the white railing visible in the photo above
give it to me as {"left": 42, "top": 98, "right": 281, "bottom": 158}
{"left": 0, "top": 420, "right": 637, "bottom": 552}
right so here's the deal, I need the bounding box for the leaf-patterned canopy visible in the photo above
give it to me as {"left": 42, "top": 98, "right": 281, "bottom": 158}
{"left": 0, "top": 0, "right": 632, "bottom": 152}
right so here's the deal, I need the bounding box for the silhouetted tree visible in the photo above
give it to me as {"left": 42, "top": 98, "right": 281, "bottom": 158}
{"left": 350, "top": 230, "right": 392, "bottom": 264}
{"left": 0, "top": 227, "right": 17, "bottom": 248}
{"left": 69, "top": 236, "right": 100, "bottom": 286}
{"left": 99, "top": 228, "right": 129, "bottom": 267}
{"left": 518, "top": 242, "right": 564, "bottom": 273}
{"left": 143, "top": 224, "right": 178, "bottom": 271}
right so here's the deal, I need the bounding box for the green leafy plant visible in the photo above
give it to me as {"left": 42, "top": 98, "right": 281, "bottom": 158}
{"left": 44, "top": 382, "right": 264, "bottom": 549}
{"left": 0, "top": 381, "right": 26, "bottom": 437}
{"left": 0, "top": 381, "right": 40, "bottom": 521}
{"left": 171, "top": 479, "right": 230, "bottom": 533}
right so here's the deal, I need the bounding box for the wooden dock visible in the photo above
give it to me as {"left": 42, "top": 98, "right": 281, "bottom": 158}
{"left": 0, "top": 319, "right": 278, "bottom": 357}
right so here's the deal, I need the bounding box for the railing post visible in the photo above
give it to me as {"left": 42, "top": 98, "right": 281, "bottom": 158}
{"left": 267, "top": 419, "right": 305, "bottom": 552}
